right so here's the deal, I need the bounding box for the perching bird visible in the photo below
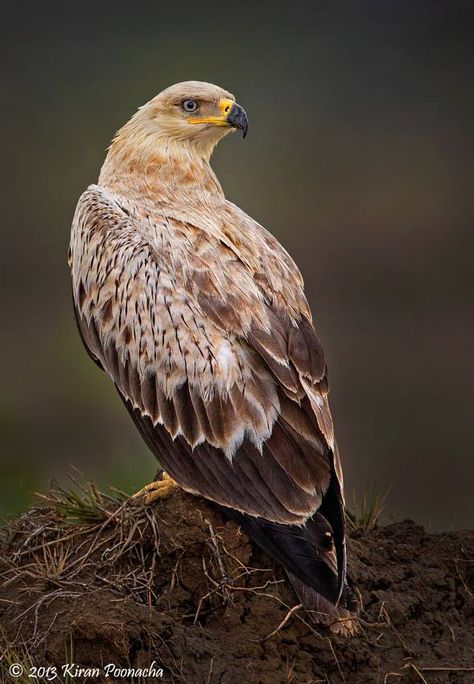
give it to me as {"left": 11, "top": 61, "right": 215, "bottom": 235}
{"left": 69, "top": 81, "right": 356, "bottom": 634}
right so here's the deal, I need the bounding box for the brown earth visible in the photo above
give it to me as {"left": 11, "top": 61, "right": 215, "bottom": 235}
{"left": 0, "top": 484, "right": 473, "bottom": 683}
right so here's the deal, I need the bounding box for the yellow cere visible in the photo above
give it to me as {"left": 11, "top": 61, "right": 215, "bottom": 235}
{"left": 188, "top": 98, "right": 235, "bottom": 127}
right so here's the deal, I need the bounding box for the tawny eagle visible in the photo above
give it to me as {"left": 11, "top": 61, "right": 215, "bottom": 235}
{"left": 69, "top": 81, "right": 356, "bottom": 633}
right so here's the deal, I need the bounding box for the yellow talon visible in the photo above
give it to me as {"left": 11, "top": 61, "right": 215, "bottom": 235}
{"left": 132, "top": 472, "right": 180, "bottom": 505}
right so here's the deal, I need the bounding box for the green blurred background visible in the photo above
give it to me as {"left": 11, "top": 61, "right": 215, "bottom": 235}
{"left": 1, "top": 1, "right": 472, "bottom": 529}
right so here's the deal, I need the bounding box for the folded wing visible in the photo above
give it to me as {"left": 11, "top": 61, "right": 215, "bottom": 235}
{"left": 70, "top": 185, "right": 347, "bottom": 603}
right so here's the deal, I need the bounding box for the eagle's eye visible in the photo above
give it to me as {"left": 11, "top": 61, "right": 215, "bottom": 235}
{"left": 182, "top": 99, "right": 198, "bottom": 113}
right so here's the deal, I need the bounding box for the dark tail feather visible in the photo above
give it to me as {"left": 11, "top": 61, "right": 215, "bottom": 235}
{"left": 217, "top": 506, "right": 341, "bottom": 605}
{"left": 216, "top": 504, "right": 358, "bottom": 634}
{"left": 318, "top": 465, "right": 347, "bottom": 602}
{"left": 288, "top": 572, "right": 359, "bottom": 636}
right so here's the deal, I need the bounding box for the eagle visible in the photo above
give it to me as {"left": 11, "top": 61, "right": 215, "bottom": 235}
{"left": 69, "top": 81, "right": 356, "bottom": 634}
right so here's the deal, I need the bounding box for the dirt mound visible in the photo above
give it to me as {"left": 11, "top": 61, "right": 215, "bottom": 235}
{"left": 0, "top": 483, "right": 473, "bottom": 683}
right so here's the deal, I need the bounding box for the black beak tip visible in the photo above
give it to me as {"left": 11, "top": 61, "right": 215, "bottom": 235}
{"left": 227, "top": 103, "right": 249, "bottom": 139}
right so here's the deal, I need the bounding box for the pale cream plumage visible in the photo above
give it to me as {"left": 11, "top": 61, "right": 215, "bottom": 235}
{"left": 69, "top": 81, "right": 356, "bottom": 633}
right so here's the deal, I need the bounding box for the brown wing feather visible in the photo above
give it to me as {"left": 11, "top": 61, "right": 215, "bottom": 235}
{"left": 70, "top": 186, "right": 344, "bottom": 530}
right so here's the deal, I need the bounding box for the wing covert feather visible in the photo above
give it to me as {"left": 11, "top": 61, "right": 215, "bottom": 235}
{"left": 70, "top": 185, "right": 343, "bottom": 526}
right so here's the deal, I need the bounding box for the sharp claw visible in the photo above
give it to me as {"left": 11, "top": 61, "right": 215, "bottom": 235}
{"left": 131, "top": 474, "right": 180, "bottom": 505}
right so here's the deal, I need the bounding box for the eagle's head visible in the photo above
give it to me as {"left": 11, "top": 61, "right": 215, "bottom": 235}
{"left": 113, "top": 81, "right": 248, "bottom": 160}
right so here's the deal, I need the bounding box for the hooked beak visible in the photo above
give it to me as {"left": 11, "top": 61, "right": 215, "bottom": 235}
{"left": 188, "top": 98, "right": 249, "bottom": 138}
{"left": 226, "top": 102, "right": 248, "bottom": 138}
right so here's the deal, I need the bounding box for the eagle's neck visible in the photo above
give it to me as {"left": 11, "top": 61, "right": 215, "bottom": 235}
{"left": 98, "top": 132, "right": 224, "bottom": 204}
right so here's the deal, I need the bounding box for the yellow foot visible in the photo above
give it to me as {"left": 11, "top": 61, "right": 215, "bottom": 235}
{"left": 132, "top": 472, "right": 180, "bottom": 505}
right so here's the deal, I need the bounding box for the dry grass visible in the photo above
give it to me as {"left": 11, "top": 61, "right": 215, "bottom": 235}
{"left": 0, "top": 477, "right": 166, "bottom": 659}
{"left": 346, "top": 484, "right": 389, "bottom": 532}
{"left": 33, "top": 472, "right": 125, "bottom": 525}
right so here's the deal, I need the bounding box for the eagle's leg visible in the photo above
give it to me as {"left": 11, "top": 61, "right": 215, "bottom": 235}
{"left": 132, "top": 471, "right": 180, "bottom": 505}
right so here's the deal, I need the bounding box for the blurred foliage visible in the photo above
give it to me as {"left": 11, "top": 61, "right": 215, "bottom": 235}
{"left": 346, "top": 484, "right": 389, "bottom": 532}
{"left": 0, "top": 1, "right": 473, "bottom": 528}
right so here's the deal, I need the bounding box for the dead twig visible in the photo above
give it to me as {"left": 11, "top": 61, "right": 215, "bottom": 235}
{"left": 262, "top": 603, "right": 303, "bottom": 641}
